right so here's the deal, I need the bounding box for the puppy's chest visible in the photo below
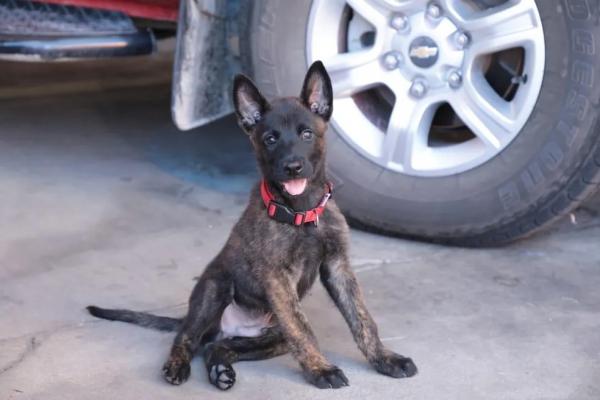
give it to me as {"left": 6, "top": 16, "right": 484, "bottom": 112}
{"left": 285, "top": 234, "right": 324, "bottom": 297}
{"left": 265, "top": 224, "right": 325, "bottom": 259}
{"left": 258, "top": 223, "right": 334, "bottom": 295}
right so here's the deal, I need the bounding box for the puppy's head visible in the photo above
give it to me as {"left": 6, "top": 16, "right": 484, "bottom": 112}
{"left": 233, "top": 61, "right": 333, "bottom": 197}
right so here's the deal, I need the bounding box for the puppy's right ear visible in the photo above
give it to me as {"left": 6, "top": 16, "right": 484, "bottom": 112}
{"left": 233, "top": 74, "right": 269, "bottom": 131}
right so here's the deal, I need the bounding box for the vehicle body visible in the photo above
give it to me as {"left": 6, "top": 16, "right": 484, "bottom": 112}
{"left": 2, "top": 0, "right": 600, "bottom": 246}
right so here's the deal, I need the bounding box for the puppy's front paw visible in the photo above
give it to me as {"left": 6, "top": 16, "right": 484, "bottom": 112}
{"left": 305, "top": 366, "right": 349, "bottom": 389}
{"left": 208, "top": 363, "right": 236, "bottom": 391}
{"left": 162, "top": 357, "right": 191, "bottom": 385}
{"left": 372, "top": 351, "right": 417, "bottom": 378}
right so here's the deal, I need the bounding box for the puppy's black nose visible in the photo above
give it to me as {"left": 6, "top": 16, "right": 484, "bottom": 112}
{"left": 284, "top": 160, "right": 304, "bottom": 177}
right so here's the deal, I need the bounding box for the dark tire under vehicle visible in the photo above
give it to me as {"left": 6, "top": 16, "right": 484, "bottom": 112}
{"left": 245, "top": 0, "right": 600, "bottom": 246}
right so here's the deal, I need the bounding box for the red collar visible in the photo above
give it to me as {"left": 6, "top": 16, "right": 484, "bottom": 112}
{"left": 260, "top": 180, "right": 333, "bottom": 226}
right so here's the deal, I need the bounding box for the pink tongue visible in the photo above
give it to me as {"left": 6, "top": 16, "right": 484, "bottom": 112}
{"left": 282, "top": 179, "right": 307, "bottom": 196}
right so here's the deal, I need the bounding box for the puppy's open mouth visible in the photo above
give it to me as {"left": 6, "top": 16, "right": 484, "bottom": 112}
{"left": 281, "top": 178, "right": 308, "bottom": 196}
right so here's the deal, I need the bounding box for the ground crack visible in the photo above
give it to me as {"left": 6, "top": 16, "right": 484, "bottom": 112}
{"left": 0, "top": 337, "right": 40, "bottom": 377}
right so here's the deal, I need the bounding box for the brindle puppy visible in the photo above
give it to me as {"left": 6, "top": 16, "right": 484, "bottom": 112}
{"left": 87, "top": 61, "right": 417, "bottom": 390}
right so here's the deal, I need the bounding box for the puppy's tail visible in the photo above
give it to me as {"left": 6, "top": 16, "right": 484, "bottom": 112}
{"left": 87, "top": 305, "right": 183, "bottom": 332}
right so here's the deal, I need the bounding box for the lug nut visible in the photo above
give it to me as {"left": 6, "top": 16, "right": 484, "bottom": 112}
{"left": 390, "top": 13, "right": 409, "bottom": 31}
{"left": 447, "top": 70, "right": 462, "bottom": 88}
{"left": 382, "top": 51, "right": 402, "bottom": 70}
{"left": 409, "top": 79, "right": 428, "bottom": 98}
{"left": 454, "top": 30, "right": 470, "bottom": 49}
{"left": 426, "top": 2, "right": 442, "bottom": 19}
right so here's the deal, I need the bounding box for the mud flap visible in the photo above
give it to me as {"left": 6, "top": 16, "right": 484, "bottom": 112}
{"left": 171, "top": 0, "right": 242, "bottom": 130}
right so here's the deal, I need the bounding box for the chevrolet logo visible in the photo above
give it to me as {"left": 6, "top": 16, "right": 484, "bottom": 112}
{"left": 409, "top": 46, "right": 438, "bottom": 59}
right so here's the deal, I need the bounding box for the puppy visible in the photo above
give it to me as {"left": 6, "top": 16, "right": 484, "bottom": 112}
{"left": 88, "top": 61, "right": 417, "bottom": 390}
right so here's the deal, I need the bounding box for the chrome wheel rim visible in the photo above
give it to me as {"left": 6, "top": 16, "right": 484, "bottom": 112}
{"left": 307, "top": 0, "right": 545, "bottom": 177}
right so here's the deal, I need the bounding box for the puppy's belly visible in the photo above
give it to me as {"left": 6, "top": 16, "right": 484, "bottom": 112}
{"left": 220, "top": 301, "right": 273, "bottom": 338}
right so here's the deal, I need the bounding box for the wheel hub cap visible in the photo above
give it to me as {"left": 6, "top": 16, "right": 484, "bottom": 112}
{"left": 408, "top": 36, "right": 439, "bottom": 68}
{"left": 394, "top": 12, "right": 465, "bottom": 90}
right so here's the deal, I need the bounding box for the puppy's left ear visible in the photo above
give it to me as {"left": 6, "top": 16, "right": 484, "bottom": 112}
{"left": 300, "top": 61, "right": 333, "bottom": 121}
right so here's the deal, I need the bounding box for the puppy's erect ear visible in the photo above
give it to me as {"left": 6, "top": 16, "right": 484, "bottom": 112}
{"left": 300, "top": 61, "right": 333, "bottom": 121}
{"left": 233, "top": 74, "right": 269, "bottom": 130}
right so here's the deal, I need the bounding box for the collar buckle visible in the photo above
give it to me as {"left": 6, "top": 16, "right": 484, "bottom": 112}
{"left": 268, "top": 201, "right": 299, "bottom": 225}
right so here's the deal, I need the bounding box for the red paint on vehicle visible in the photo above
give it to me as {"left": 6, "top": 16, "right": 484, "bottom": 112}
{"left": 38, "top": 0, "right": 179, "bottom": 21}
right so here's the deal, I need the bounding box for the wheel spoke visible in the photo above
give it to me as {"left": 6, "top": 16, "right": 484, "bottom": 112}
{"left": 322, "top": 50, "right": 385, "bottom": 98}
{"left": 446, "top": 0, "right": 542, "bottom": 55}
{"left": 449, "top": 80, "right": 514, "bottom": 151}
{"left": 382, "top": 98, "right": 437, "bottom": 172}
{"left": 345, "top": 0, "right": 388, "bottom": 28}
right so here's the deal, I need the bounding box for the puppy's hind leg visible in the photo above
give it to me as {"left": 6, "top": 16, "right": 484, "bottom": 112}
{"left": 203, "top": 327, "right": 288, "bottom": 390}
{"left": 162, "top": 270, "right": 232, "bottom": 385}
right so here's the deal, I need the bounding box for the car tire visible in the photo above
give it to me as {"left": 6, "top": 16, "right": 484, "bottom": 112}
{"left": 246, "top": 0, "right": 600, "bottom": 246}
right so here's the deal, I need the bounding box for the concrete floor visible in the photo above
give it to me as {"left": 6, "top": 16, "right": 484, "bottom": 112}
{"left": 1, "top": 52, "right": 600, "bottom": 400}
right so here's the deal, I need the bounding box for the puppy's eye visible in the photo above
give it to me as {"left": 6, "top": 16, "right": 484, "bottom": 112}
{"left": 301, "top": 129, "right": 314, "bottom": 141}
{"left": 263, "top": 133, "right": 278, "bottom": 146}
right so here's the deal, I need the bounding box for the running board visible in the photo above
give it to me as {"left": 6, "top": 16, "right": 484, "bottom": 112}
{"left": 0, "top": 0, "right": 155, "bottom": 61}
{"left": 0, "top": 33, "right": 155, "bottom": 61}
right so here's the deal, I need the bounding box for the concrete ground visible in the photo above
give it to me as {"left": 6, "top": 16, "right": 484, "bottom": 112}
{"left": 1, "top": 45, "right": 600, "bottom": 400}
